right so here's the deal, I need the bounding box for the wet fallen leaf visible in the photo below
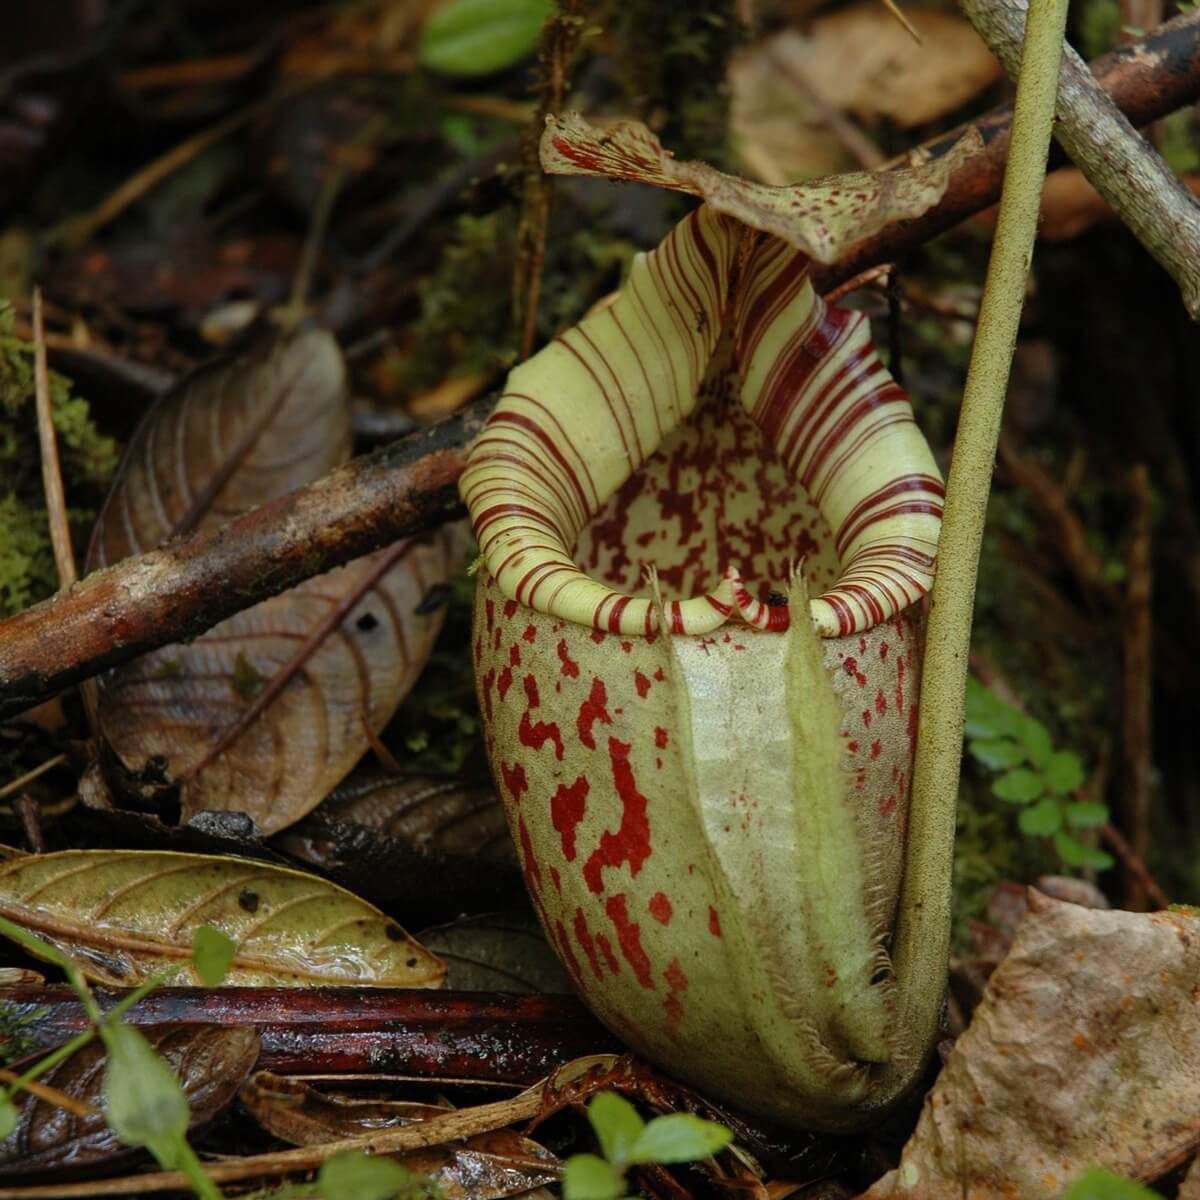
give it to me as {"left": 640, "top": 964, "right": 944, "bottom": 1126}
{"left": 776, "top": 5, "right": 1001, "bottom": 129}
{"left": 0, "top": 1024, "right": 258, "bottom": 1179}
{"left": 88, "top": 328, "right": 458, "bottom": 834}
{"left": 401, "top": 1128, "right": 560, "bottom": 1200}
{"left": 240, "top": 1071, "right": 450, "bottom": 1145}
{"left": 308, "top": 774, "right": 515, "bottom": 861}
{"left": 863, "top": 893, "right": 1200, "bottom": 1199}
{"left": 276, "top": 774, "right": 523, "bottom": 917}
{"left": 0, "top": 850, "right": 444, "bottom": 988}
{"left": 283, "top": 1129, "right": 559, "bottom": 1200}
{"left": 418, "top": 911, "right": 571, "bottom": 993}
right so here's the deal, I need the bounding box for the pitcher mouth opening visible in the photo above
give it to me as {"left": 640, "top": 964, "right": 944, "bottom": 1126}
{"left": 461, "top": 207, "right": 943, "bottom": 640}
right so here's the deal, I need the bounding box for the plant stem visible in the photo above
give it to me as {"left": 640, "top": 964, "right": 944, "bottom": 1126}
{"left": 171, "top": 1138, "right": 224, "bottom": 1200}
{"left": 877, "top": 0, "right": 1071, "bottom": 1103}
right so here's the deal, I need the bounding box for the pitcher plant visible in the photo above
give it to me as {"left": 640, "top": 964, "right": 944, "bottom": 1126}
{"left": 460, "top": 115, "right": 975, "bottom": 1129}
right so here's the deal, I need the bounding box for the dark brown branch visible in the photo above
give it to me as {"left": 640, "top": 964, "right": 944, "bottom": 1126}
{"left": 963, "top": 0, "right": 1200, "bottom": 318}
{"left": 814, "top": 8, "right": 1200, "bottom": 292}
{"left": 3, "top": 14, "right": 1200, "bottom": 715}
{"left": 2, "top": 986, "right": 614, "bottom": 1083}
{"left": 0, "top": 396, "right": 495, "bottom": 719}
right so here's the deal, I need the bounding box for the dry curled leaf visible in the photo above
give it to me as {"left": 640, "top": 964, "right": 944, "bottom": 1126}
{"left": 418, "top": 911, "right": 572, "bottom": 994}
{"left": 0, "top": 850, "right": 444, "bottom": 988}
{"left": 240, "top": 1071, "right": 450, "bottom": 1145}
{"left": 0, "top": 1024, "right": 259, "bottom": 1179}
{"left": 540, "top": 111, "right": 981, "bottom": 263}
{"left": 87, "top": 329, "right": 457, "bottom": 834}
{"left": 864, "top": 893, "right": 1200, "bottom": 1199}
{"left": 86, "top": 330, "right": 349, "bottom": 563}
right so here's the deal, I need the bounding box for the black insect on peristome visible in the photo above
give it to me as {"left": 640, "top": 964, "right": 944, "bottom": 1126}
{"left": 766, "top": 591, "right": 788, "bottom": 607}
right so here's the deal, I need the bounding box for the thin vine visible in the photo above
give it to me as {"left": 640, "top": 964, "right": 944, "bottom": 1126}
{"left": 878, "top": 0, "right": 1072, "bottom": 1102}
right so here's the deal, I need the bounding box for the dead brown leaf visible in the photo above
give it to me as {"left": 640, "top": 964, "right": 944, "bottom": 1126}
{"left": 88, "top": 330, "right": 458, "bottom": 834}
{"left": 418, "top": 911, "right": 572, "bottom": 993}
{"left": 861, "top": 893, "right": 1200, "bottom": 1198}
{"left": 728, "top": 41, "right": 853, "bottom": 185}
{"left": 0, "top": 1025, "right": 259, "bottom": 1179}
{"left": 309, "top": 774, "right": 514, "bottom": 861}
{"left": 776, "top": 5, "right": 1001, "bottom": 129}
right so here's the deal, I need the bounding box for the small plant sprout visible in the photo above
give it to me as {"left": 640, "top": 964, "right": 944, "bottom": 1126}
{"left": 316, "top": 1149, "right": 436, "bottom": 1200}
{"left": 562, "top": 1092, "right": 733, "bottom": 1200}
{"left": 965, "top": 678, "right": 1113, "bottom": 871}
{"left": 0, "top": 916, "right": 238, "bottom": 1200}
{"left": 1062, "top": 1167, "right": 1161, "bottom": 1199}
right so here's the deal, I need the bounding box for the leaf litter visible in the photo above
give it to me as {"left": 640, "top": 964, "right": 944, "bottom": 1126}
{"left": 0, "top": 850, "right": 444, "bottom": 988}
{"left": 89, "top": 329, "right": 461, "bottom": 835}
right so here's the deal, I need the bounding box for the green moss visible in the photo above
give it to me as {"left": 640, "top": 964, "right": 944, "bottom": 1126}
{"left": 953, "top": 778, "right": 1046, "bottom": 945}
{"left": 1160, "top": 108, "right": 1200, "bottom": 175}
{"left": 1075, "top": 0, "right": 1119, "bottom": 59}
{"left": 615, "top": 0, "right": 743, "bottom": 167}
{"left": 0, "top": 1001, "right": 47, "bottom": 1067}
{"left": 231, "top": 652, "right": 264, "bottom": 701}
{"left": 398, "top": 206, "right": 637, "bottom": 393}
{"left": 0, "top": 303, "right": 119, "bottom": 617}
{"left": 398, "top": 211, "right": 520, "bottom": 392}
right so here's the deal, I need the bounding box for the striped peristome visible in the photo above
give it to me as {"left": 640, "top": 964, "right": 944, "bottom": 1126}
{"left": 460, "top": 114, "right": 952, "bottom": 1130}
{"left": 461, "top": 207, "right": 942, "bottom": 639}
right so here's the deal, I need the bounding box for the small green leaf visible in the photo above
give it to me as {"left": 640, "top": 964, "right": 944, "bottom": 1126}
{"left": 1054, "top": 833, "right": 1115, "bottom": 871}
{"left": 968, "top": 737, "right": 1027, "bottom": 770}
{"left": 587, "top": 1092, "right": 645, "bottom": 1165}
{"left": 101, "top": 1023, "right": 190, "bottom": 1167}
{"left": 562, "top": 1153, "right": 623, "bottom": 1200}
{"left": 629, "top": 1112, "right": 733, "bottom": 1165}
{"left": 0, "top": 1092, "right": 16, "bottom": 1139}
{"left": 318, "top": 1150, "right": 416, "bottom": 1200}
{"left": 192, "top": 925, "right": 237, "bottom": 987}
{"left": 992, "top": 768, "right": 1044, "bottom": 804}
{"left": 1018, "top": 798, "right": 1063, "bottom": 837}
{"left": 1062, "top": 1166, "right": 1160, "bottom": 1199}
{"left": 964, "top": 678, "right": 1022, "bottom": 739}
{"left": 1017, "top": 716, "right": 1054, "bottom": 769}
{"left": 1065, "top": 801, "right": 1108, "bottom": 830}
{"left": 1044, "top": 750, "right": 1086, "bottom": 795}
{"left": 419, "top": 0, "right": 553, "bottom": 77}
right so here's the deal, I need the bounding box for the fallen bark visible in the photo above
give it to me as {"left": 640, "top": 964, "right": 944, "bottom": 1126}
{"left": 1, "top": 986, "right": 614, "bottom": 1083}
{"left": 2, "top": 12, "right": 1200, "bottom": 715}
